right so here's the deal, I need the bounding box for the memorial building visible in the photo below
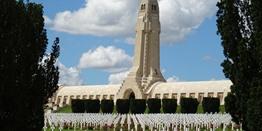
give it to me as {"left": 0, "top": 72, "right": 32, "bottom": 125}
{"left": 52, "top": 0, "right": 231, "bottom": 107}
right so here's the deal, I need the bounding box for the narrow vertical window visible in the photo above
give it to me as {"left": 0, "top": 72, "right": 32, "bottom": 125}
{"left": 152, "top": 5, "right": 157, "bottom": 11}
{"left": 141, "top": 4, "right": 146, "bottom": 10}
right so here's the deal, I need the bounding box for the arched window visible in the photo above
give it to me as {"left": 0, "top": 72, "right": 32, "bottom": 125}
{"left": 141, "top": 4, "right": 146, "bottom": 10}
{"left": 152, "top": 5, "right": 157, "bottom": 11}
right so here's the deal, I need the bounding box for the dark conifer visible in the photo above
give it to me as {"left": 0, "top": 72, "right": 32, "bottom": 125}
{"left": 0, "top": 0, "right": 60, "bottom": 130}
{"left": 217, "top": 0, "right": 262, "bottom": 130}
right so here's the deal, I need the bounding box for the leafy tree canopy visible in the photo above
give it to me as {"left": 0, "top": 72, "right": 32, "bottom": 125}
{"left": 0, "top": 0, "right": 60, "bottom": 130}
{"left": 217, "top": 0, "right": 262, "bottom": 130}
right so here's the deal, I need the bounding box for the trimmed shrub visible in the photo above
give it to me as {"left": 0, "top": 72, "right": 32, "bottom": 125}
{"left": 84, "top": 100, "right": 100, "bottom": 113}
{"left": 101, "top": 100, "right": 114, "bottom": 113}
{"left": 180, "top": 98, "right": 199, "bottom": 113}
{"left": 202, "top": 97, "right": 220, "bottom": 113}
{"left": 147, "top": 99, "right": 161, "bottom": 113}
{"left": 162, "top": 99, "right": 177, "bottom": 113}
{"left": 130, "top": 99, "right": 146, "bottom": 114}
{"left": 116, "top": 99, "right": 130, "bottom": 114}
{"left": 71, "top": 99, "right": 85, "bottom": 113}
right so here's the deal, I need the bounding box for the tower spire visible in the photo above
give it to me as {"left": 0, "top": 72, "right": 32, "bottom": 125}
{"left": 117, "top": 0, "right": 165, "bottom": 99}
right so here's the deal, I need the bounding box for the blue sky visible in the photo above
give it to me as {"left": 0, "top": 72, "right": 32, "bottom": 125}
{"left": 31, "top": 0, "right": 226, "bottom": 85}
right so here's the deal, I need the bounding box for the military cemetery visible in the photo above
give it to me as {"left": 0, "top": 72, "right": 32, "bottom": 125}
{"left": 1, "top": 0, "right": 262, "bottom": 130}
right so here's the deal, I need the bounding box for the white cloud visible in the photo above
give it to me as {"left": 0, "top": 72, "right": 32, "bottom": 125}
{"left": 159, "top": 0, "right": 217, "bottom": 43}
{"left": 166, "top": 76, "right": 180, "bottom": 82}
{"left": 50, "top": 0, "right": 217, "bottom": 44}
{"left": 58, "top": 62, "right": 83, "bottom": 86}
{"left": 44, "top": 15, "right": 52, "bottom": 26}
{"left": 52, "top": 0, "right": 138, "bottom": 37}
{"left": 108, "top": 70, "right": 129, "bottom": 84}
{"left": 78, "top": 46, "right": 132, "bottom": 73}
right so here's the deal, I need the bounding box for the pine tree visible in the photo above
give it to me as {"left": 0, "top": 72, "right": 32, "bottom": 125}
{"left": 217, "top": 0, "right": 262, "bottom": 130}
{"left": 246, "top": 0, "right": 262, "bottom": 130}
{"left": 0, "top": 0, "right": 60, "bottom": 130}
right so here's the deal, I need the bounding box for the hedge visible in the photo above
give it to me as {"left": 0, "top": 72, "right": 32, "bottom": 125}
{"left": 116, "top": 99, "right": 130, "bottom": 114}
{"left": 71, "top": 99, "right": 100, "bottom": 113}
{"left": 180, "top": 98, "right": 199, "bottom": 113}
{"left": 71, "top": 99, "right": 85, "bottom": 113}
{"left": 147, "top": 99, "right": 161, "bottom": 113}
{"left": 84, "top": 100, "right": 100, "bottom": 113}
{"left": 202, "top": 97, "right": 220, "bottom": 113}
{"left": 101, "top": 100, "right": 114, "bottom": 113}
{"left": 162, "top": 99, "right": 177, "bottom": 113}
{"left": 130, "top": 99, "right": 146, "bottom": 114}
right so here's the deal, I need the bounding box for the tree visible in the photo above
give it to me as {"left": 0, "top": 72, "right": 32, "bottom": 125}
{"left": 0, "top": 0, "right": 60, "bottom": 130}
{"left": 130, "top": 99, "right": 146, "bottom": 114}
{"left": 202, "top": 97, "right": 220, "bottom": 113}
{"left": 116, "top": 99, "right": 130, "bottom": 114}
{"left": 180, "top": 98, "right": 199, "bottom": 113}
{"left": 147, "top": 99, "right": 161, "bottom": 113}
{"left": 246, "top": 0, "right": 262, "bottom": 130}
{"left": 217, "top": 0, "right": 262, "bottom": 130}
{"left": 101, "top": 100, "right": 114, "bottom": 113}
{"left": 162, "top": 99, "right": 177, "bottom": 113}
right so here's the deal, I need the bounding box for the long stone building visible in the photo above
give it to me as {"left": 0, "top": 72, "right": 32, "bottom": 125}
{"left": 52, "top": 0, "right": 231, "bottom": 107}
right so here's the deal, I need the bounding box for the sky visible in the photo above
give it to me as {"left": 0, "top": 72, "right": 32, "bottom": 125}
{"left": 31, "top": 0, "right": 227, "bottom": 85}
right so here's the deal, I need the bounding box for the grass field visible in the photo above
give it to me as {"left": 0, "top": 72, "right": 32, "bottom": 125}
{"left": 55, "top": 105, "right": 226, "bottom": 113}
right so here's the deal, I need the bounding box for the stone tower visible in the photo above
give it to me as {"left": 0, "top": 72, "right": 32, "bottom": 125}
{"left": 117, "top": 0, "right": 165, "bottom": 99}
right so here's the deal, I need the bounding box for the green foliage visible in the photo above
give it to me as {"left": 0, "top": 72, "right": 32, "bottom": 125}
{"left": 56, "top": 106, "right": 72, "bottom": 113}
{"left": 247, "top": 85, "right": 262, "bottom": 130}
{"left": 71, "top": 100, "right": 100, "bottom": 113}
{"left": 180, "top": 98, "right": 199, "bottom": 113}
{"left": 224, "top": 93, "right": 239, "bottom": 122}
{"left": 147, "top": 99, "right": 161, "bottom": 113}
{"left": 84, "top": 100, "right": 100, "bottom": 113}
{"left": 219, "top": 105, "right": 225, "bottom": 113}
{"left": 162, "top": 99, "right": 177, "bottom": 113}
{"left": 57, "top": 104, "right": 225, "bottom": 114}
{"left": 0, "top": 0, "right": 60, "bottom": 130}
{"left": 202, "top": 97, "right": 220, "bottom": 113}
{"left": 116, "top": 99, "right": 129, "bottom": 114}
{"left": 130, "top": 99, "right": 146, "bottom": 114}
{"left": 71, "top": 100, "right": 85, "bottom": 113}
{"left": 217, "top": 0, "right": 262, "bottom": 129}
{"left": 101, "top": 100, "right": 114, "bottom": 113}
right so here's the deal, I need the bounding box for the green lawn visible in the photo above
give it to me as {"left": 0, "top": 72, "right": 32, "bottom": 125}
{"left": 55, "top": 105, "right": 72, "bottom": 113}
{"left": 55, "top": 105, "right": 226, "bottom": 113}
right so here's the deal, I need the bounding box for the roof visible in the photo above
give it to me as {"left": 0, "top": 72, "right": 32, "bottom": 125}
{"left": 56, "top": 84, "right": 121, "bottom": 96}
{"left": 150, "top": 80, "right": 232, "bottom": 94}
{"left": 56, "top": 80, "right": 232, "bottom": 97}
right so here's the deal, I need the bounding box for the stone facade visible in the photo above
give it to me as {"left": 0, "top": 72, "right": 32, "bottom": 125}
{"left": 53, "top": 80, "right": 231, "bottom": 107}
